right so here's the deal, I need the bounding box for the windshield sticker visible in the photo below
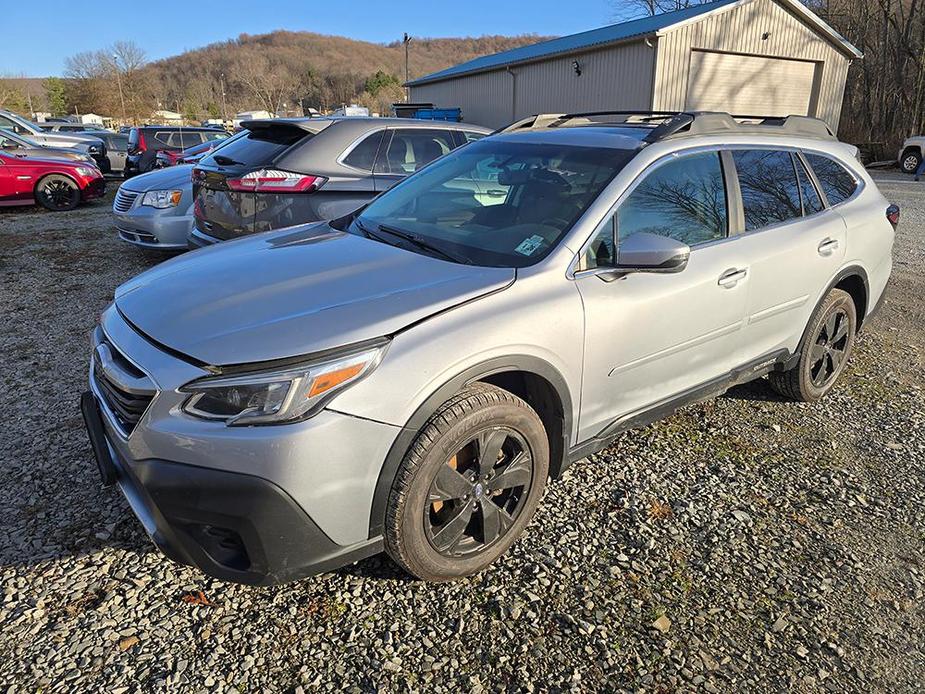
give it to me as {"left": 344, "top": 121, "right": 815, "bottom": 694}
{"left": 514, "top": 235, "right": 545, "bottom": 256}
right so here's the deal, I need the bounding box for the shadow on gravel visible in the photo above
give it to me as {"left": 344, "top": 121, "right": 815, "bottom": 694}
{"left": 336, "top": 553, "right": 416, "bottom": 583}
{"left": 721, "top": 378, "right": 792, "bottom": 403}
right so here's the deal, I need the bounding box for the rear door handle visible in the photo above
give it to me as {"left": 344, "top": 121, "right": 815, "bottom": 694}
{"left": 818, "top": 238, "right": 840, "bottom": 256}
{"left": 718, "top": 268, "right": 748, "bottom": 288}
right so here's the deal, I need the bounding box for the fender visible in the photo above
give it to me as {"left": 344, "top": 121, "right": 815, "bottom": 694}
{"left": 783, "top": 264, "right": 869, "bottom": 372}
{"left": 366, "top": 355, "right": 574, "bottom": 539}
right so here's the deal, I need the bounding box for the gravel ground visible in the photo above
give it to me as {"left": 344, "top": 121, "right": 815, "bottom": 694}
{"left": 1, "top": 175, "right": 923, "bottom": 693}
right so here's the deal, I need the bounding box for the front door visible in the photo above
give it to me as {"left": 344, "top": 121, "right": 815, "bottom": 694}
{"left": 575, "top": 151, "right": 749, "bottom": 442}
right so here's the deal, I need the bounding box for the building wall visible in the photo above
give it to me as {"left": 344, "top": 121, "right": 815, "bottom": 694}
{"left": 409, "top": 40, "right": 656, "bottom": 130}
{"left": 653, "top": 0, "right": 851, "bottom": 130}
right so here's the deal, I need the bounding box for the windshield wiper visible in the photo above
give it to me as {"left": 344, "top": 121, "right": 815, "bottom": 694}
{"left": 374, "top": 224, "right": 472, "bottom": 265}
{"left": 212, "top": 154, "right": 245, "bottom": 166}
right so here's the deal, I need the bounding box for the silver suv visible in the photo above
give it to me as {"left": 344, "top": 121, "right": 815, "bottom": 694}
{"left": 82, "top": 112, "right": 895, "bottom": 585}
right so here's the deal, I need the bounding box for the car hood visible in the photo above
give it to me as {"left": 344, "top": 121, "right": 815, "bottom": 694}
{"left": 122, "top": 164, "right": 193, "bottom": 193}
{"left": 115, "top": 222, "right": 515, "bottom": 365}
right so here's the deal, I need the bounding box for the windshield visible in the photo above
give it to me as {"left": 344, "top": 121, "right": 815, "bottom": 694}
{"left": 0, "top": 131, "right": 40, "bottom": 148}
{"left": 351, "top": 139, "right": 634, "bottom": 268}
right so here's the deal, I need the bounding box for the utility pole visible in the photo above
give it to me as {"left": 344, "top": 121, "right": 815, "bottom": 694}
{"left": 220, "top": 72, "right": 228, "bottom": 123}
{"left": 403, "top": 33, "right": 412, "bottom": 102}
{"left": 113, "top": 54, "right": 127, "bottom": 125}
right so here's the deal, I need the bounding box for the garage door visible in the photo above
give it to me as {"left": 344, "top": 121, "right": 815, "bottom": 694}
{"left": 686, "top": 50, "right": 817, "bottom": 117}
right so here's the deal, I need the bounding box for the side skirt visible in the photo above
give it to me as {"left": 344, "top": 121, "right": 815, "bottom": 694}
{"left": 566, "top": 349, "right": 790, "bottom": 467}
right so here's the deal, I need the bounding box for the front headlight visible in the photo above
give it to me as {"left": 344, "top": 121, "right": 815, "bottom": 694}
{"left": 180, "top": 341, "right": 387, "bottom": 425}
{"left": 141, "top": 190, "right": 183, "bottom": 209}
{"left": 75, "top": 166, "right": 96, "bottom": 177}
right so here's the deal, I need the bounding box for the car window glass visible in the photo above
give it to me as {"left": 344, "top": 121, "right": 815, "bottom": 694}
{"left": 0, "top": 116, "right": 18, "bottom": 132}
{"left": 463, "top": 131, "right": 486, "bottom": 143}
{"left": 180, "top": 132, "right": 205, "bottom": 148}
{"left": 355, "top": 140, "right": 633, "bottom": 268}
{"left": 0, "top": 134, "right": 21, "bottom": 149}
{"left": 342, "top": 131, "right": 384, "bottom": 171}
{"left": 617, "top": 151, "right": 728, "bottom": 246}
{"left": 804, "top": 153, "right": 858, "bottom": 206}
{"left": 374, "top": 129, "right": 456, "bottom": 175}
{"left": 154, "top": 131, "right": 173, "bottom": 146}
{"left": 794, "top": 155, "right": 824, "bottom": 215}
{"left": 733, "top": 150, "right": 803, "bottom": 231}
{"left": 199, "top": 125, "right": 305, "bottom": 167}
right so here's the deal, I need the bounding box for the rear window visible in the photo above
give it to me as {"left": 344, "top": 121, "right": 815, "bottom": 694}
{"left": 804, "top": 153, "right": 858, "bottom": 206}
{"left": 200, "top": 125, "right": 306, "bottom": 167}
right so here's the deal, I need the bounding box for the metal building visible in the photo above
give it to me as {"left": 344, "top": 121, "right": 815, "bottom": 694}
{"left": 406, "top": 0, "right": 862, "bottom": 131}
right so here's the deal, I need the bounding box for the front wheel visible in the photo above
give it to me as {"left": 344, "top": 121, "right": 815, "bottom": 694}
{"left": 769, "top": 288, "right": 857, "bottom": 402}
{"left": 384, "top": 383, "right": 549, "bottom": 581}
{"left": 902, "top": 149, "right": 922, "bottom": 174}
{"left": 35, "top": 175, "right": 80, "bottom": 211}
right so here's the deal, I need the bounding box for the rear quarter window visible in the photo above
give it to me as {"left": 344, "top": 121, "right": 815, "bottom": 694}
{"left": 201, "top": 125, "right": 308, "bottom": 167}
{"left": 804, "top": 153, "right": 858, "bottom": 206}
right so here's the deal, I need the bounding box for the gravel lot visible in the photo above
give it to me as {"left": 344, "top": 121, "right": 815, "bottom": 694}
{"left": 1, "top": 174, "right": 923, "bottom": 693}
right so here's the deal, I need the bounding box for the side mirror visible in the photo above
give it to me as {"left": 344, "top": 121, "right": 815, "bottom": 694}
{"left": 613, "top": 231, "right": 690, "bottom": 274}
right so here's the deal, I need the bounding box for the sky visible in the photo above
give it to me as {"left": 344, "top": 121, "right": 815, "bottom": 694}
{"left": 4, "top": 0, "right": 617, "bottom": 77}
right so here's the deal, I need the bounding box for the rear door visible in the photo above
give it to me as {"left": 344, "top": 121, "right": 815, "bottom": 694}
{"left": 729, "top": 149, "right": 847, "bottom": 360}
{"left": 373, "top": 128, "right": 457, "bottom": 192}
{"left": 193, "top": 123, "right": 306, "bottom": 239}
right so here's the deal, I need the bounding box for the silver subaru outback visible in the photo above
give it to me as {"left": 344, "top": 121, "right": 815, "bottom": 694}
{"left": 82, "top": 112, "right": 895, "bottom": 585}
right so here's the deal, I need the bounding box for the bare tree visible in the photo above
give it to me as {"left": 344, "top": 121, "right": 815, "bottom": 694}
{"left": 610, "top": 0, "right": 712, "bottom": 20}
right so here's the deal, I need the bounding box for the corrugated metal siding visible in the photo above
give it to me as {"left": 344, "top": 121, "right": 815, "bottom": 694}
{"left": 410, "top": 41, "right": 656, "bottom": 130}
{"left": 653, "top": 0, "right": 851, "bottom": 130}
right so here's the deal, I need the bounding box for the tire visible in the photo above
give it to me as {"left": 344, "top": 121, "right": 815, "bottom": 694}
{"left": 384, "top": 383, "right": 549, "bottom": 581}
{"left": 35, "top": 175, "right": 80, "bottom": 211}
{"left": 901, "top": 149, "right": 922, "bottom": 174}
{"left": 769, "top": 288, "right": 857, "bottom": 402}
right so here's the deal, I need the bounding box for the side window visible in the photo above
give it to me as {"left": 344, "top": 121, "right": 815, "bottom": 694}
{"left": 341, "top": 131, "right": 384, "bottom": 171}
{"left": 180, "top": 132, "right": 205, "bottom": 148}
{"left": 794, "top": 155, "right": 824, "bottom": 215}
{"left": 618, "top": 151, "right": 728, "bottom": 246}
{"left": 463, "top": 131, "right": 486, "bottom": 143}
{"left": 0, "top": 115, "right": 19, "bottom": 132}
{"left": 804, "top": 153, "right": 858, "bottom": 206}
{"left": 732, "top": 150, "right": 802, "bottom": 231}
{"left": 153, "top": 131, "right": 173, "bottom": 146}
{"left": 583, "top": 152, "right": 728, "bottom": 271}
{"left": 375, "top": 129, "right": 456, "bottom": 175}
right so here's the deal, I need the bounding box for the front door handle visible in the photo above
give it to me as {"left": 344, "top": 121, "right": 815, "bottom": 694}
{"left": 818, "top": 238, "right": 840, "bottom": 256}
{"left": 718, "top": 268, "right": 748, "bottom": 288}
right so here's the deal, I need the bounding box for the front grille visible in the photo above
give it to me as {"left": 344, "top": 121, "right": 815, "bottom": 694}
{"left": 92, "top": 336, "right": 155, "bottom": 435}
{"left": 113, "top": 188, "right": 140, "bottom": 213}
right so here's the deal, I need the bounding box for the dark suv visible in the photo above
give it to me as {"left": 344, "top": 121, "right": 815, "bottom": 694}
{"left": 190, "top": 117, "right": 490, "bottom": 247}
{"left": 126, "top": 126, "right": 229, "bottom": 176}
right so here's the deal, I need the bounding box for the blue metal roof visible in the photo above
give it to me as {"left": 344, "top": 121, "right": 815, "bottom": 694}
{"left": 407, "top": 0, "right": 742, "bottom": 86}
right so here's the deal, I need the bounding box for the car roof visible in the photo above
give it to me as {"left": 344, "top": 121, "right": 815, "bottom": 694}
{"left": 244, "top": 116, "right": 492, "bottom": 134}
{"left": 492, "top": 125, "right": 651, "bottom": 151}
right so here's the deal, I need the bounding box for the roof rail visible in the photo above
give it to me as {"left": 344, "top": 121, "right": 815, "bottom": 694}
{"left": 495, "top": 111, "right": 836, "bottom": 142}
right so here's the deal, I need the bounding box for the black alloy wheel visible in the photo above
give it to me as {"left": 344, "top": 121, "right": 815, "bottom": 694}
{"left": 35, "top": 175, "right": 80, "bottom": 211}
{"left": 384, "top": 383, "right": 549, "bottom": 581}
{"left": 425, "top": 428, "right": 534, "bottom": 557}
{"left": 808, "top": 308, "right": 851, "bottom": 388}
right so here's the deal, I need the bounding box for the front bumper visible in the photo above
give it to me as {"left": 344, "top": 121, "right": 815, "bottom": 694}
{"left": 83, "top": 306, "right": 400, "bottom": 584}
{"left": 82, "top": 176, "right": 107, "bottom": 201}
{"left": 115, "top": 205, "right": 193, "bottom": 250}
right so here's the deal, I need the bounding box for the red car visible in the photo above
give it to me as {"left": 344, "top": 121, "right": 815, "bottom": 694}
{"left": 0, "top": 152, "right": 105, "bottom": 211}
{"left": 154, "top": 139, "right": 222, "bottom": 168}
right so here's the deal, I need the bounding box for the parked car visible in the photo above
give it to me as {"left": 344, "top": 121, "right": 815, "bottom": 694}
{"left": 76, "top": 131, "right": 129, "bottom": 176}
{"left": 113, "top": 131, "right": 246, "bottom": 251}
{"left": 897, "top": 136, "right": 925, "bottom": 173}
{"left": 154, "top": 139, "right": 223, "bottom": 168}
{"left": 125, "top": 126, "right": 229, "bottom": 176}
{"left": 190, "top": 117, "right": 490, "bottom": 247}
{"left": 0, "top": 130, "right": 100, "bottom": 166}
{"left": 82, "top": 111, "right": 894, "bottom": 585}
{"left": 0, "top": 150, "right": 105, "bottom": 210}
{"left": 40, "top": 122, "right": 110, "bottom": 133}
{"left": 0, "top": 110, "right": 109, "bottom": 172}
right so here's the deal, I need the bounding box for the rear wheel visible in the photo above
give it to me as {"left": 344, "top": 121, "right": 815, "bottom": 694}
{"left": 385, "top": 383, "right": 549, "bottom": 581}
{"left": 35, "top": 175, "right": 80, "bottom": 211}
{"left": 769, "top": 288, "right": 857, "bottom": 402}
